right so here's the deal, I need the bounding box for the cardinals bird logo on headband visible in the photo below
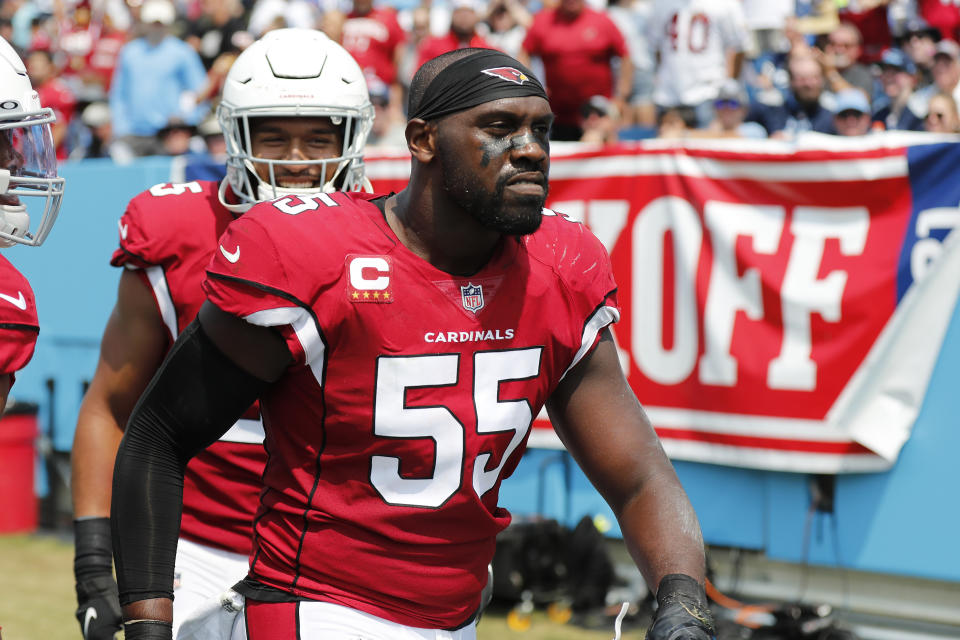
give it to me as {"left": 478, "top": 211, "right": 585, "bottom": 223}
{"left": 482, "top": 67, "right": 530, "bottom": 85}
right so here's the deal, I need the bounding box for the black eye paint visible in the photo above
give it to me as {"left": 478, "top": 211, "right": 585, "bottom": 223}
{"left": 479, "top": 132, "right": 545, "bottom": 166}
{"left": 480, "top": 137, "right": 512, "bottom": 167}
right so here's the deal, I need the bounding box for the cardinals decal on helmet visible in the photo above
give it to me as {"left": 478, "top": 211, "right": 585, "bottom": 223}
{"left": 481, "top": 67, "right": 530, "bottom": 85}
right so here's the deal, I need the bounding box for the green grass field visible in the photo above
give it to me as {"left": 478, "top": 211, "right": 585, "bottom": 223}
{"left": 0, "top": 533, "right": 642, "bottom": 639}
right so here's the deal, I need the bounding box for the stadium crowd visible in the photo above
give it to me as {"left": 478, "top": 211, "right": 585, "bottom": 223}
{"left": 4, "top": 0, "right": 960, "bottom": 161}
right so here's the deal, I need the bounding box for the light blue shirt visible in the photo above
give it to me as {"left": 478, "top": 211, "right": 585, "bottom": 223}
{"left": 109, "top": 35, "right": 209, "bottom": 137}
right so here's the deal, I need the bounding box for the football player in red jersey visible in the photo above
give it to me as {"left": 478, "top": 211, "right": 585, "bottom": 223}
{"left": 0, "top": 36, "right": 66, "bottom": 413}
{"left": 69, "top": 29, "right": 374, "bottom": 640}
{"left": 111, "top": 48, "right": 715, "bottom": 640}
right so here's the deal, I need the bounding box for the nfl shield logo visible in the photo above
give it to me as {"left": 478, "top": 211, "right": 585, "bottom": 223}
{"left": 461, "top": 283, "right": 484, "bottom": 313}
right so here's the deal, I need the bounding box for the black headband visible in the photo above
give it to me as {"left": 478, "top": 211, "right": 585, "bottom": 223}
{"left": 410, "top": 49, "right": 549, "bottom": 121}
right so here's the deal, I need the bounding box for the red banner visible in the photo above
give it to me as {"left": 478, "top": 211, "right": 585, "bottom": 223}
{"left": 365, "top": 138, "right": 960, "bottom": 472}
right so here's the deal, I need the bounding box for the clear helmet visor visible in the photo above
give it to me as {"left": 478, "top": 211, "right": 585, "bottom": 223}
{"left": 0, "top": 110, "right": 65, "bottom": 247}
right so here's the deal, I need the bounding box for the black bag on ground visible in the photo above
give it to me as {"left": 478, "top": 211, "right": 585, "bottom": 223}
{"left": 491, "top": 515, "right": 616, "bottom": 611}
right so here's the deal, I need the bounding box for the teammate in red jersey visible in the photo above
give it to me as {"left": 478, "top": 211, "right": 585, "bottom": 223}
{"left": 111, "top": 48, "right": 715, "bottom": 640}
{"left": 69, "top": 29, "right": 374, "bottom": 640}
{"left": 0, "top": 36, "right": 66, "bottom": 413}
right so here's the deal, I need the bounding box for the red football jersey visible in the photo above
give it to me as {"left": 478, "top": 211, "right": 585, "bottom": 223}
{"left": 343, "top": 7, "right": 407, "bottom": 86}
{"left": 416, "top": 33, "right": 495, "bottom": 70}
{"left": 203, "top": 192, "right": 619, "bottom": 628}
{"left": 0, "top": 254, "right": 39, "bottom": 380}
{"left": 110, "top": 179, "right": 264, "bottom": 555}
{"left": 522, "top": 7, "right": 628, "bottom": 126}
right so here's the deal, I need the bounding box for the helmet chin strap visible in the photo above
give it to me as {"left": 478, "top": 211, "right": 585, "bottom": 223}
{"left": 0, "top": 203, "right": 31, "bottom": 248}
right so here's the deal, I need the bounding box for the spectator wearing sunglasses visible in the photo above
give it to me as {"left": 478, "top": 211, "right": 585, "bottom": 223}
{"left": 924, "top": 92, "right": 960, "bottom": 133}
{"left": 872, "top": 48, "right": 925, "bottom": 131}
{"left": 702, "top": 80, "right": 766, "bottom": 138}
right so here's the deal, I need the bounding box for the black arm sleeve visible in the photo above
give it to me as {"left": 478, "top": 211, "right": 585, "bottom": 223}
{"left": 111, "top": 318, "right": 271, "bottom": 606}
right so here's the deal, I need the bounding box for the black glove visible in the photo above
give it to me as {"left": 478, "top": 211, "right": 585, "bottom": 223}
{"left": 122, "top": 620, "right": 173, "bottom": 640}
{"left": 74, "top": 518, "right": 123, "bottom": 640}
{"left": 647, "top": 574, "right": 716, "bottom": 640}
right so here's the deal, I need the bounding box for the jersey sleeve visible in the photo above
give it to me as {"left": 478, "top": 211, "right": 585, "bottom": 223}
{"left": 0, "top": 326, "right": 38, "bottom": 377}
{"left": 0, "top": 265, "right": 39, "bottom": 377}
{"left": 203, "top": 208, "right": 316, "bottom": 366}
{"left": 110, "top": 189, "right": 162, "bottom": 269}
{"left": 550, "top": 213, "right": 620, "bottom": 377}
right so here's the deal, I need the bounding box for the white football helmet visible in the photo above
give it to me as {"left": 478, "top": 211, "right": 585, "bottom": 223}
{"left": 0, "top": 37, "right": 64, "bottom": 248}
{"left": 217, "top": 28, "right": 374, "bottom": 211}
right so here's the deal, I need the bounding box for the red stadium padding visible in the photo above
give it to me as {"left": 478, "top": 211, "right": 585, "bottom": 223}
{"left": 0, "top": 410, "right": 38, "bottom": 533}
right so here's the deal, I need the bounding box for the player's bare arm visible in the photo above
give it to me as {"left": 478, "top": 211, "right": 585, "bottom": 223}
{"left": 546, "top": 329, "right": 715, "bottom": 639}
{"left": 546, "top": 328, "right": 706, "bottom": 586}
{"left": 72, "top": 269, "right": 168, "bottom": 517}
{"left": 71, "top": 269, "right": 168, "bottom": 640}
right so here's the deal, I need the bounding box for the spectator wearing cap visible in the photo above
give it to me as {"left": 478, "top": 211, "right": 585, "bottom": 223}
{"left": 915, "top": 39, "right": 960, "bottom": 117}
{"left": 177, "top": 114, "right": 229, "bottom": 182}
{"left": 342, "top": 0, "right": 407, "bottom": 122}
{"left": 109, "top": 0, "right": 208, "bottom": 156}
{"left": 579, "top": 95, "right": 619, "bottom": 144}
{"left": 872, "top": 48, "right": 925, "bottom": 131}
{"left": 747, "top": 53, "right": 835, "bottom": 138}
{"left": 416, "top": 0, "right": 493, "bottom": 69}
{"left": 924, "top": 92, "right": 960, "bottom": 133}
{"left": 367, "top": 75, "right": 408, "bottom": 147}
{"left": 899, "top": 16, "right": 939, "bottom": 90}
{"left": 157, "top": 117, "right": 199, "bottom": 156}
{"left": 69, "top": 101, "right": 135, "bottom": 163}
{"left": 821, "top": 21, "right": 874, "bottom": 101}
{"left": 521, "top": 0, "right": 631, "bottom": 140}
{"left": 832, "top": 87, "right": 872, "bottom": 136}
{"left": 702, "top": 80, "right": 767, "bottom": 138}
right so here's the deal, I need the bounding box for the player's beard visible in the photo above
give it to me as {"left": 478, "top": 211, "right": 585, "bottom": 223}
{"left": 438, "top": 138, "right": 547, "bottom": 236}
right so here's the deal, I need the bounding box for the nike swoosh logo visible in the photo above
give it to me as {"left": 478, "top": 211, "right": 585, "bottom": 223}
{"left": 220, "top": 244, "right": 240, "bottom": 263}
{"left": 0, "top": 291, "right": 26, "bottom": 310}
{"left": 118, "top": 221, "right": 128, "bottom": 240}
{"left": 83, "top": 607, "right": 98, "bottom": 638}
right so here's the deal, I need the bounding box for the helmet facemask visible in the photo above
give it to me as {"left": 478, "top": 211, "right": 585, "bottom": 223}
{"left": 219, "top": 101, "right": 373, "bottom": 207}
{"left": 0, "top": 111, "right": 65, "bottom": 248}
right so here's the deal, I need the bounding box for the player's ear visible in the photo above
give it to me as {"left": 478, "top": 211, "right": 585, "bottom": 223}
{"left": 406, "top": 118, "right": 437, "bottom": 163}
